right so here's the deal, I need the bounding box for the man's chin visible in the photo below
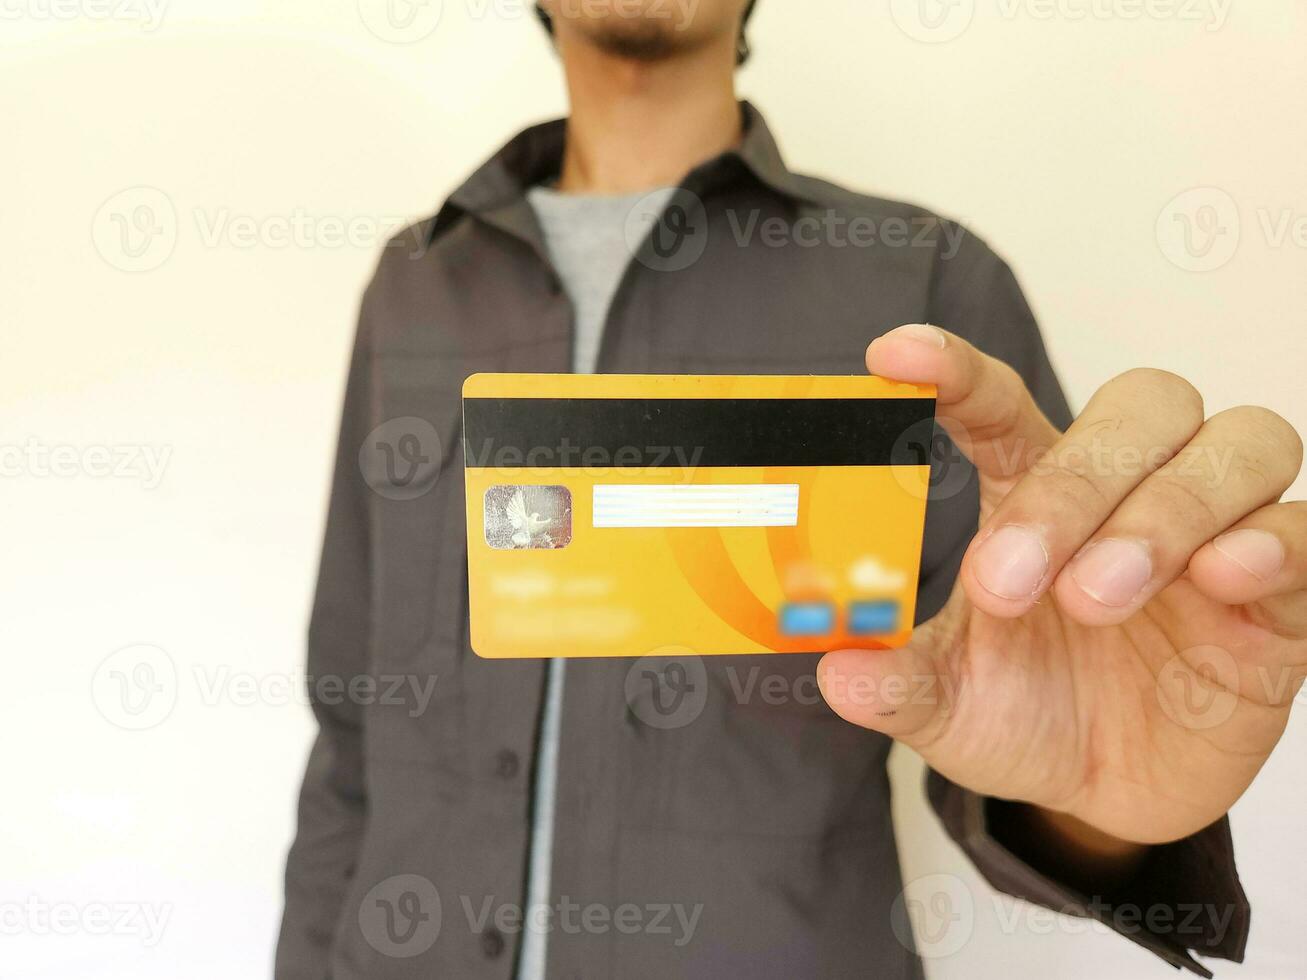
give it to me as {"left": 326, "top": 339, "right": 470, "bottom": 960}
{"left": 582, "top": 21, "right": 683, "bottom": 62}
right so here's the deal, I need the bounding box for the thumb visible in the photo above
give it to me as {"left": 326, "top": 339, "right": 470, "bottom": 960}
{"left": 816, "top": 617, "right": 957, "bottom": 745}
{"left": 868, "top": 324, "right": 1061, "bottom": 493}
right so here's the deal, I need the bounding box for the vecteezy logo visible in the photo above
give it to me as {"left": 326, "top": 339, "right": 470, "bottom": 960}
{"left": 91, "top": 644, "right": 178, "bottom": 730}
{"left": 890, "top": 873, "right": 975, "bottom": 959}
{"left": 1156, "top": 187, "right": 1241, "bottom": 272}
{"left": 357, "top": 0, "right": 443, "bottom": 43}
{"left": 891, "top": 416, "right": 973, "bottom": 502}
{"left": 626, "top": 189, "right": 708, "bottom": 273}
{"left": 890, "top": 0, "right": 976, "bottom": 44}
{"left": 650, "top": 663, "right": 693, "bottom": 714}
{"left": 359, "top": 416, "right": 443, "bottom": 500}
{"left": 624, "top": 648, "right": 708, "bottom": 730}
{"left": 1156, "top": 644, "right": 1240, "bottom": 731}
{"left": 652, "top": 206, "right": 692, "bottom": 259}
{"left": 358, "top": 874, "right": 442, "bottom": 958}
{"left": 91, "top": 186, "right": 178, "bottom": 273}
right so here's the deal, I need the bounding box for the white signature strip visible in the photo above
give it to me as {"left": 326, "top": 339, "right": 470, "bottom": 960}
{"left": 593, "top": 484, "right": 800, "bottom": 528}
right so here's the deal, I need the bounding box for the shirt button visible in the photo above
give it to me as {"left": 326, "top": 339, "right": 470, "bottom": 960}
{"left": 495, "top": 749, "right": 520, "bottom": 779}
{"left": 481, "top": 927, "right": 506, "bottom": 959}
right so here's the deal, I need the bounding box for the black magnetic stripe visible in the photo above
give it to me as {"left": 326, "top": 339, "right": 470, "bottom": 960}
{"left": 462, "top": 397, "right": 936, "bottom": 468}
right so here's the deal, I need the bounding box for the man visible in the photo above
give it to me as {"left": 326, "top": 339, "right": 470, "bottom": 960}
{"left": 277, "top": 2, "right": 1307, "bottom": 977}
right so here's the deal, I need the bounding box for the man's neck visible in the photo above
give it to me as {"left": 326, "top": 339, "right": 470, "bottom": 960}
{"left": 554, "top": 34, "right": 742, "bottom": 195}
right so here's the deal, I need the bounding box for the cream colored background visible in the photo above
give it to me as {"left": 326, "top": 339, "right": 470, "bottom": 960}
{"left": 3, "top": 1, "right": 1304, "bottom": 977}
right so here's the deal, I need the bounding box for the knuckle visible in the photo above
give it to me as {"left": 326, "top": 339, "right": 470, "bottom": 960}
{"left": 1238, "top": 457, "right": 1279, "bottom": 498}
{"left": 1213, "top": 406, "right": 1304, "bottom": 484}
{"left": 1149, "top": 472, "right": 1225, "bottom": 531}
{"left": 990, "top": 358, "right": 1020, "bottom": 393}
{"left": 992, "top": 360, "right": 1027, "bottom": 407}
{"left": 1275, "top": 500, "right": 1307, "bottom": 535}
{"left": 1043, "top": 460, "right": 1117, "bottom": 514}
{"left": 967, "top": 360, "right": 1027, "bottom": 441}
{"left": 1233, "top": 406, "right": 1302, "bottom": 461}
{"left": 1282, "top": 501, "right": 1307, "bottom": 538}
{"left": 1109, "top": 367, "right": 1205, "bottom": 425}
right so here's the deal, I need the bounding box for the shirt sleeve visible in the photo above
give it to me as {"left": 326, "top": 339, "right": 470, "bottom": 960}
{"left": 274, "top": 297, "right": 376, "bottom": 979}
{"left": 919, "top": 226, "right": 1251, "bottom": 977}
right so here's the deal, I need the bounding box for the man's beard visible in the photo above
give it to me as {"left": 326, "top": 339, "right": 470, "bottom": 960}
{"left": 583, "top": 20, "right": 683, "bottom": 62}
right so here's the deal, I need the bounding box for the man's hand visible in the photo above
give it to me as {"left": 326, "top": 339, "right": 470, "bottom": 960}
{"left": 819, "top": 324, "right": 1307, "bottom": 847}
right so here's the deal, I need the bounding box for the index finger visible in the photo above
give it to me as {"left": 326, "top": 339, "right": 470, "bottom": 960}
{"left": 867, "top": 324, "right": 1061, "bottom": 492}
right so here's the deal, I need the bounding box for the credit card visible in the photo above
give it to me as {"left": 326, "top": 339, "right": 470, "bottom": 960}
{"left": 462, "top": 373, "right": 936, "bottom": 659}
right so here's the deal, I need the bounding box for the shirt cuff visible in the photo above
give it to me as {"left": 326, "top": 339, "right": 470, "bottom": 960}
{"left": 926, "top": 769, "right": 1251, "bottom": 977}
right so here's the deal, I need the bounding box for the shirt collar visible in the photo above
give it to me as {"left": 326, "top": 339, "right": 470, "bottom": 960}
{"left": 427, "top": 101, "right": 813, "bottom": 246}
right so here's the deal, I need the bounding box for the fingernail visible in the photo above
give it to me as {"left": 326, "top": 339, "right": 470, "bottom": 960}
{"left": 974, "top": 525, "right": 1049, "bottom": 600}
{"left": 1213, "top": 529, "right": 1284, "bottom": 582}
{"left": 1071, "top": 538, "right": 1153, "bottom": 607}
{"left": 888, "top": 324, "right": 947, "bottom": 349}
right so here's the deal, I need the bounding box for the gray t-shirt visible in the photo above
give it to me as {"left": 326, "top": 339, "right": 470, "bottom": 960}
{"left": 526, "top": 186, "right": 675, "bottom": 373}
{"left": 517, "top": 185, "right": 675, "bottom": 980}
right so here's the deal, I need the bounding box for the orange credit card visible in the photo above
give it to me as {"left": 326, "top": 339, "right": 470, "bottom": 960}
{"left": 462, "top": 373, "right": 936, "bottom": 659}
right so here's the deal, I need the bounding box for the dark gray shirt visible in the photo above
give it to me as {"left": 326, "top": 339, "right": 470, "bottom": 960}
{"left": 276, "top": 103, "right": 1248, "bottom": 980}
